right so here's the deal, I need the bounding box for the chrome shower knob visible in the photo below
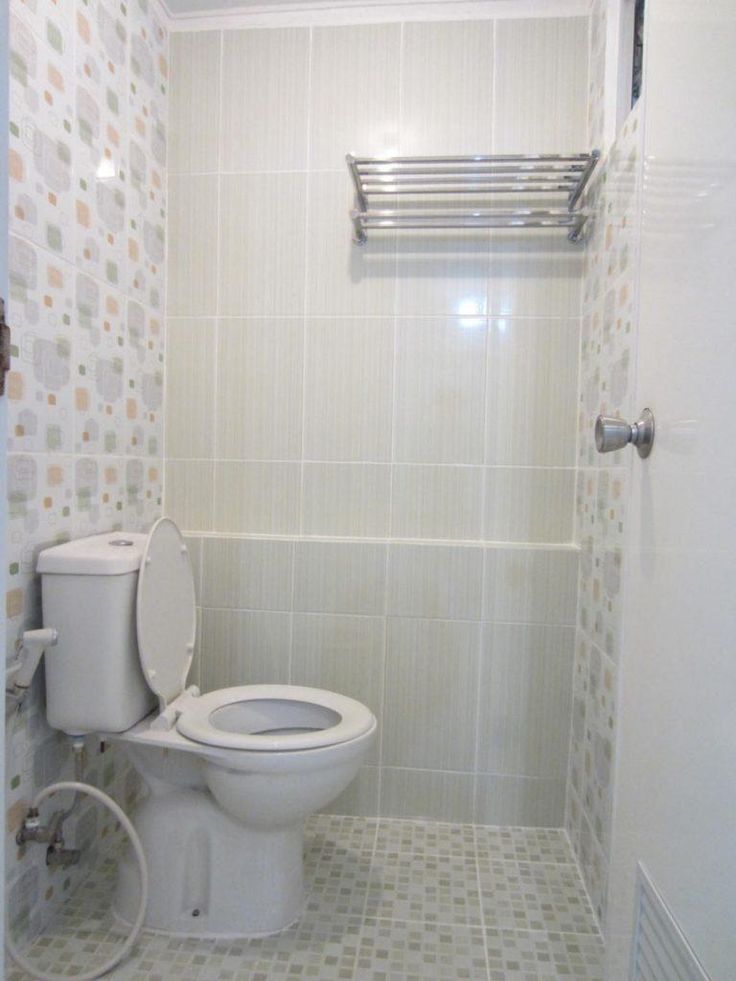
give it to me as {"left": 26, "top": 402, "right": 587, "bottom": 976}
{"left": 595, "top": 408, "right": 655, "bottom": 459}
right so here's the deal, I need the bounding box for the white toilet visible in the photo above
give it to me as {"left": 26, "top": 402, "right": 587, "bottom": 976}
{"left": 37, "top": 518, "right": 377, "bottom": 938}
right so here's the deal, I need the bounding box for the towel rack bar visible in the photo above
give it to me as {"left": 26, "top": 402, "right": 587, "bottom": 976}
{"left": 358, "top": 163, "right": 587, "bottom": 177}
{"left": 351, "top": 153, "right": 592, "bottom": 165}
{"left": 362, "top": 170, "right": 581, "bottom": 182}
{"left": 354, "top": 207, "right": 585, "bottom": 223}
{"left": 347, "top": 151, "right": 599, "bottom": 244}
{"left": 350, "top": 208, "right": 588, "bottom": 244}
{"left": 363, "top": 182, "right": 580, "bottom": 195}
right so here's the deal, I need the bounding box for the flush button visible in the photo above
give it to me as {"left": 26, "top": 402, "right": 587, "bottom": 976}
{"left": 110, "top": 539, "right": 134, "bottom": 547}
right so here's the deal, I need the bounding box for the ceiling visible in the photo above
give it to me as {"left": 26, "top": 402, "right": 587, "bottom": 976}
{"left": 162, "top": 0, "right": 583, "bottom": 24}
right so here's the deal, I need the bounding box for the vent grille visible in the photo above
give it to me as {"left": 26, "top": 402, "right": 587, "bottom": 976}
{"left": 630, "top": 864, "right": 710, "bottom": 981}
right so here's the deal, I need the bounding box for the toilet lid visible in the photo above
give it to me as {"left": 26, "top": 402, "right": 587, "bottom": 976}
{"left": 136, "top": 517, "right": 196, "bottom": 712}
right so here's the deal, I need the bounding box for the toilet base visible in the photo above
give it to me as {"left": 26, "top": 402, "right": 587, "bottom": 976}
{"left": 114, "top": 786, "right": 305, "bottom": 937}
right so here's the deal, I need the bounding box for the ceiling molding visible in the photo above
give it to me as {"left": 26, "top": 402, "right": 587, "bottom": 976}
{"left": 163, "top": 0, "right": 589, "bottom": 32}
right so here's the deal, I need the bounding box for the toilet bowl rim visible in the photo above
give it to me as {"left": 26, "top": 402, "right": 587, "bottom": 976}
{"left": 115, "top": 711, "right": 376, "bottom": 774}
{"left": 174, "top": 684, "right": 376, "bottom": 752}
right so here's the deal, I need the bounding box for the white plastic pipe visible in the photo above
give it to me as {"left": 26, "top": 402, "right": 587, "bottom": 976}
{"left": 5, "top": 781, "right": 148, "bottom": 981}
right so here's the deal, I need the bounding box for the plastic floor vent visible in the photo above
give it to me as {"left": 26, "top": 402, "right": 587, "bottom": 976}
{"left": 630, "top": 864, "right": 710, "bottom": 981}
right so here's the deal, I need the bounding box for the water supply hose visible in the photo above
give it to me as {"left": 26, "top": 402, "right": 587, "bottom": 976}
{"left": 5, "top": 782, "right": 148, "bottom": 981}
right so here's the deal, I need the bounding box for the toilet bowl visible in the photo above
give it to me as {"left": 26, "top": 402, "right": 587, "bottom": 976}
{"left": 37, "top": 519, "right": 377, "bottom": 938}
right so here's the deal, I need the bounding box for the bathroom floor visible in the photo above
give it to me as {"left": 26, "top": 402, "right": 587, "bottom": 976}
{"left": 7, "top": 815, "right": 604, "bottom": 980}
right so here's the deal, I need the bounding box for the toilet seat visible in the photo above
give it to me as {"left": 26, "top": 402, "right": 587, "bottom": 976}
{"left": 175, "top": 684, "right": 374, "bottom": 752}
{"left": 134, "top": 520, "right": 375, "bottom": 757}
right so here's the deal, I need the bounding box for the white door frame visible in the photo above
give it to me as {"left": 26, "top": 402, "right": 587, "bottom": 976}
{"left": 1, "top": 0, "right": 10, "bottom": 960}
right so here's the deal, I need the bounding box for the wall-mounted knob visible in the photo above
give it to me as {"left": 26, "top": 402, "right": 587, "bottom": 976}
{"left": 595, "top": 408, "right": 655, "bottom": 459}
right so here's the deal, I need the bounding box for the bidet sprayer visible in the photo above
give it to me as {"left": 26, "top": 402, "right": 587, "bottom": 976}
{"left": 6, "top": 628, "right": 59, "bottom": 705}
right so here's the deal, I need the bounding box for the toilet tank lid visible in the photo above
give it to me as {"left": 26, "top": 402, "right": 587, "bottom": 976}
{"left": 37, "top": 532, "right": 149, "bottom": 575}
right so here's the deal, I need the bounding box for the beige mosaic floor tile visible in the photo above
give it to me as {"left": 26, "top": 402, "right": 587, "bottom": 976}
{"left": 479, "top": 858, "right": 598, "bottom": 934}
{"left": 373, "top": 819, "right": 477, "bottom": 858}
{"left": 304, "top": 846, "right": 374, "bottom": 918}
{"left": 356, "top": 918, "right": 488, "bottom": 980}
{"left": 485, "top": 926, "right": 604, "bottom": 979}
{"left": 365, "top": 850, "right": 483, "bottom": 926}
{"left": 6, "top": 816, "right": 603, "bottom": 981}
{"left": 305, "top": 813, "right": 379, "bottom": 858}
{"left": 475, "top": 825, "right": 575, "bottom": 865}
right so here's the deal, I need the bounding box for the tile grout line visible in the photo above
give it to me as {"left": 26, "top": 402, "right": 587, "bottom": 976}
{"left": 473, "top": 821, "right": 493, "bottom": 980}
{"left": 207, "top": 28, "right": 225, "bottom": 536}
{"left": 372, "top": 17, "right": 405, "bottom": 820}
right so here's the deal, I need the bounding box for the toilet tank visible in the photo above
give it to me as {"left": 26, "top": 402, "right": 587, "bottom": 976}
{"left": 37, "top": 532, "right": 156, "bottom": 736}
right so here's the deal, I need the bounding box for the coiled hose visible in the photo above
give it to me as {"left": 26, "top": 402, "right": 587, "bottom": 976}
{"left": 5, "top": 782, "right": 148, "bottom": 981}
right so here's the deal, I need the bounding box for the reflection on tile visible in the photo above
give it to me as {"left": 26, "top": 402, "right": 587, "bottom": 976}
{"left": 477, "top": 623, "right": 575, "bottom": 777}
{"left": 485, "top": 318, "right": 580, "bottom": 466}
{"left": 365, "top": 851, "right": 483, "bottom": 926}
{"left": 374, "top": 819, "right": 476, "bottom": 857}
{"left": 165, "top": 460, "right": 213, "bottom": 531}
{"left": 216, "top": 319, "right": 304, "bottom": 461}
{"left": 213, "top": 461, "right": 301, "bottom": 534}
{"left": 219, "top": 173, "right": 307, "bottom": 316}
{"left": 302, "top": 463, "right": 391, "bottom": 537}
{"left": 305, "top": 813, "right": 379, "bottom": 859}
{"left": 483, "top": 548, "right": 578, "bottom": 624}
{"left": 474, "top": 825, "right": 574, "bottom": 865}
{"left": 167, "top": 175, "right": 218, "bottom": 316}
{"left": 359, "top": 918, "right": 487, "bottom": 978}
{"left": 199, "top": 608, "right": 291, "bottom": 690}
{"left": 387, "top": 544, "right": 483, "bottom": 620}
{"left": 391, "top": 465, "right": 483, "bottom": 541}
{"left": 306, "top": 172, "right": 397, "bottom": 317}
{"left": 221, "top": 28, "right": 310, "bottom": 172}
{"left": 291, "top": 613, "right": 385, "bottom": 762}
{"left": 483, "top": 467, "right": 575, "bottom": 543}
{"left": 320, "top": 766, "right": 380, "bottom": 817}
{"left": 488, "top": 232, "right": 584, "bottom": 319}
{"left": 293, "top": 541, "right": 386, "bottom": 616}
{"left": 494, "top": 17, "right": 588, "bottom": 153}
{"left": 400, "top": 20, "right": 493, "bottom": 155}
{"left": 395, "top": 234, "right": 491, "bottom": 317}
{"left": 183, "top": 535, "right": 203, "bottom": 598}
{"left": 165, "top": 318, "right": 215, "bottom": 459}
{"left": 393, "top": 318, "right": 487, "bottom": 465}
{"left": 479, "top": 859, "right": 597, "bottom": 934}
{"left": 169, "top": 32, "right": 220, "bottom": 173}
{"left": 200, "top": 536, "right": 294, "bottom": 610}
{"left": 474, "top": 773, "right": 566, "bottom": 827}
{"left": 309, "top": 23, "right": 400, "bottom": 170}
{"left": 383, "top": 618, "right": 479, "bottom": 770}
{"left": 485, "top": 926, "right": 603, "bottom": 979}
{"left": 303, "top": 318, "right": 393, "bottom": 462}
{"left": 358, "top": 917, "right": 486, "bottom": 981}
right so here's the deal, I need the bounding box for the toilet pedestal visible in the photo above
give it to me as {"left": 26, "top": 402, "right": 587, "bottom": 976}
{"left": 114, "top": 785, "right": 305, "bottom": 938}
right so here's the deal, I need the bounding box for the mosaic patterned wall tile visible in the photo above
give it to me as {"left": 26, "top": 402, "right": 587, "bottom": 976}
{"left": 566, "top": 102, "right": 644, "bottom": 931}
{"left": 5, "top": 0, "right": 168, "bottom": 945}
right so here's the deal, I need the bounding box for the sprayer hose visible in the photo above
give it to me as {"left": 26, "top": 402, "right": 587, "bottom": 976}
{"left": 5, "top": 781, "right": 148, "bottom": 981}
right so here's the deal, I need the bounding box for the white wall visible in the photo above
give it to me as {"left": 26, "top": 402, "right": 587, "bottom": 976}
{"left": 605, "top": 0, "right": 736, "bottom": 977}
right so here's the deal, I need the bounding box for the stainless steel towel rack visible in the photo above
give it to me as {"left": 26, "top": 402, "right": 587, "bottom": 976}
{"left": 347, "top": 151, "right": 600, "bottom": 245}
